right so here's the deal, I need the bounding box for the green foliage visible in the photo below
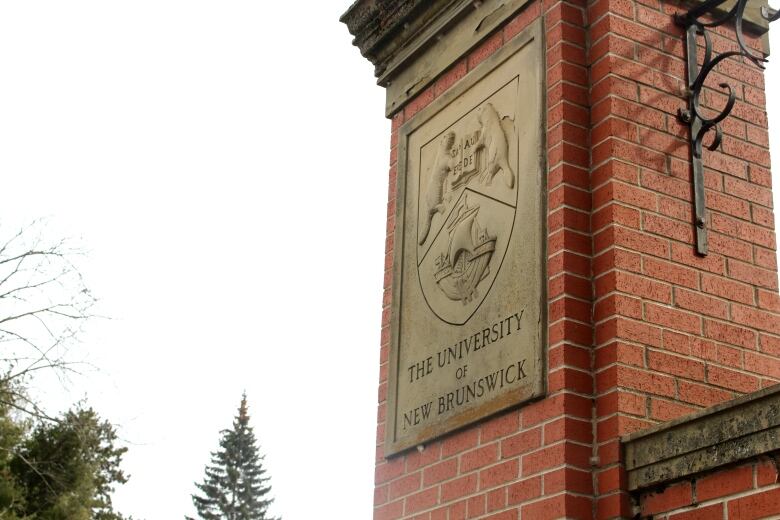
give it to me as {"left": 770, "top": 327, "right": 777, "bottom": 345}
{"left": 189, "top": 395, "right": 276, "bottom": 520}
{"left": 0, "top": 387, "right": 131, "bottom": 520}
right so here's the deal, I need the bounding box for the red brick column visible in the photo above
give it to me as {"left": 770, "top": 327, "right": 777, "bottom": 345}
{"left": 589, "top": 0, "right": 779, "bottom": 518}
{"left": 375, "top": 2, "right": 596, "bottom": 518}
{"left": 370, "top": 0, "right": 780, "bottom": 518}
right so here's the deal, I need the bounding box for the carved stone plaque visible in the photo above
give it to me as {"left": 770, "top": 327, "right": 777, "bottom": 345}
{"left": 386, "top": 22, "right": 545, "bottom": 456}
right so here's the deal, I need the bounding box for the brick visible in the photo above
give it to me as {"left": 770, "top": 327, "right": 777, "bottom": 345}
{"left": 674, "top": 288, "right": 728, "bottom": 319}
{"left": 755, "top": 246, "right": 778, "bottom": 270}
{"left": 521, "top": 493, "right": 591, "bottom": 520}
{"left": 597, "top": 316, "right": 663, "bottom": 348}
{"left": 641, "top": 482, "right": 693, "bottom": 515}
{"left": 422, "top": 459, "right": 457, "bottom": 487}
{"left": 405, "top": 487, "right": 438, "bottom": 514}
{"left": 375, "top": 499, "right": 404, "bottom": 520}
{"left": 641, "top": 170, "right": 693, "bottom": 201}
{"left": 595, "top": 341, "right": 644, "bottom": 369}
{"left": 434, "top": 60, "right": 467, "bottom": 97}
{"left": 596, "top": 492, "right": 632, "bottom": 520}
{"left": 482, "top": 510, "right": 518, "bottom": 520}
{"left": 596, "top": 466, "right": 625, "bottom": 494}
{"left": 544, "top": 467, "right": 593, "bottom": 495}
{"left": 466, "top": 494, "right": 485, "bottom": 518}
{"left": 691, "top": 338, "right": 741, "bottom": 367}
{"left": 696, "top": 464, "right": 753, "bottom": 501}
{"left": 597, "top": 390, "right": 646, "bottom": 417}
{"left": 468, "top": 31, "right": 503, "bottom": 69}
{"left": 441, "top": 474, "right": 477, "bottom": 503}
{"left": 724, "top": 176, "right": 773, "bottom": 207}
{"left": 442, "top": 429, "right": 479, "bottom": 458}
{"left": 650, "top": 398, "right": 696, "bottom": 421}
{"left": 732, "top": 304, "right": 780, "bottom": 334}
{"left": 645, "top": 303, "right": 702, "bottom": 335}
{"left": 707, "top": 190, "right": 751, "bottom": 219}
{"left": 405, "top": 443, "right": 441, "bottom": 472}
{"left": 507, "top": 476, "right": 542, "bottom": 505}
{"left": 480, "top": 411, "right": 520, "bottom": 443}
{"left": 616, "top": 365, "right": 676, "bottom": 397}
{"left": 389, "top": 472, "right": 421, "bottom": 500}
{"left": 598, "top": 270, "right": 671, "bottom": 302}
{"left": 486, "top": 488, "right": 506, "bottom": 513}
{"left": 644, "top": 257, "right": 698, "bottom": 289}
{"left": 479, "top": 459, "right": 519, "bottom": 489}
{"left": 522, "top": 443, "right": 579, "bottom": 476}
{"left": 648, "top": 350, "right": 705, "bottom": 381}
{"left": 678, "top": 380, "right": 733, "bottom": 407}
{"left": 503, "top": 1, "right": 541, "bottom": 40}
{"left": 375, "top": 484, "right": 389, "bottom": 506}
{"left": 547, "top": 366, "right": 593, "bottom": 393}
{"left": 404, "top": 86, "right": 435, "bottom": 120}
{"left": 671, "top": 242, "right": 726, "bottom": 275}
{"left": 704, "top": 319, "right": 757, "bottom": 349}
{"left": 710, "top": 233, "right": 753, "bottom": 262}
{"left": 594, "top": 293, "right": 642, "bottom": 321}
{"left": 376, "top": 458, "right": 406, "bottom": 484}
{"left": 543, "top": 417, "right": 592, "bottom": 445}
{"left": 548, "top": 343, "right": 590, "bottom": 371}
{"left": 757, "top": 456, "right": 779, "bottom": 485}
{"left": 669, "top": 503, "right": 724, "bottom": 520}
{"left": 708, "top": 365, "right": 760, "bottom": 393}
{"left": 501, "top": 428, "right": 542, "bottom": 458}
{"left": 728, "top": 488, "right": 780, "bottom": 519}
{"left": 760, "top": 333, "right": 780, "bottom": 356}
{"left": 461, "top": 444, "right": 499, "bottom": 473}
{"left": 701, "top": 273, "right": 754, "bottom": 305}
{"left": 522, "top": 392, "right": 591, "bottom": 425}
{"left": 745, "top": 351, "right": 780, "bottom": 379}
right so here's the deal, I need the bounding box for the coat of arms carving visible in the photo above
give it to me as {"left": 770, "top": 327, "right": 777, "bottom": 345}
{"left": 417, "top": 102, "right": 518, "bottom": 325}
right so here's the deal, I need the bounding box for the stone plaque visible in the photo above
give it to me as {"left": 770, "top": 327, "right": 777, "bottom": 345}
{"left": 386, "top": 22, "right": 545, "bottom": 456}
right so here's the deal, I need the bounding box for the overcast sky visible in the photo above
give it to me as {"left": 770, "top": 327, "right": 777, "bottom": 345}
{"left": 0, "top": 2, "right": 388, "bottom": 518}
{"left": 1, "top": 2, "right": 780, "bottom": 519}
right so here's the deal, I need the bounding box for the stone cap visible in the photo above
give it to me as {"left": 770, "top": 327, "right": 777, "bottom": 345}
{"left": 341, "top": 0, "right": 770, "bottom": 116}
{"left": 340, "top": 0, "right": 458, "bottom": 78}
{"left": 622, "top": 384, "right": 780, "bottom": 491}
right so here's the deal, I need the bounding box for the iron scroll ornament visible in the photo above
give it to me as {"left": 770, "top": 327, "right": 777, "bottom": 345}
{"left": 674, "top": 0, "right": 777, "bottom": 255}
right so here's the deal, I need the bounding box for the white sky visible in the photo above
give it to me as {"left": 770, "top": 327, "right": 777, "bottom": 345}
{"left": 1, "top": 2, "right": 780, "bottom": 519}
{"left": 0, "top": 2, "right": 387, "bottom": 518}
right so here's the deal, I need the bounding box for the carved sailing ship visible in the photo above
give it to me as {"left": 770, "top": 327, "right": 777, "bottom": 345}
{"left": 433, "top": 198, "right": 496, "bottom": 304}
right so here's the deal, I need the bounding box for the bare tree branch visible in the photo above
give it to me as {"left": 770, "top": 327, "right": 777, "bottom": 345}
{"left": 0, "top": 219, "right": 97, "bottom": 420}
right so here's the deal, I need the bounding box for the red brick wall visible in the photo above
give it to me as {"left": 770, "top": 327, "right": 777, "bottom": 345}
{"left": 373, "top": 0, "right": 780, "bottom": 518}
{"left": 636, "top": 455, "right": 780, "bottom": 519}
{"left": 589, "top": 0, "right": 780, "bottom": 517}
{"left": 375, "top": 2, "right": 594, "bottom": 519}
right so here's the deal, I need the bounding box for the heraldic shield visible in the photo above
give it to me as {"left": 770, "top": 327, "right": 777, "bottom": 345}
{"left": 416, "top": 83, "right": 519, "bottom": 325}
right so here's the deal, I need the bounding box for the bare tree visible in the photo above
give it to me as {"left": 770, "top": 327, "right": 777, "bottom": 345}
{"left": 0, "top": 219, "right": 97, "bottom": 419}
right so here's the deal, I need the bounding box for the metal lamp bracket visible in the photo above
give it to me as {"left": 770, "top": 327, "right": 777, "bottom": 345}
{"left": 674, "top": 0, "right": 777, "bottom": 255}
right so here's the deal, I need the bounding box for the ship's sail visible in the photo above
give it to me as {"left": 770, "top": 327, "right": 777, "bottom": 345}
{"left": 434, "top": 198, "right": 496, "bottom": 304}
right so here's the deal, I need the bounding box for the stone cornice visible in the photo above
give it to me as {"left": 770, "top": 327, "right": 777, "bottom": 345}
{"left": 623, "top": 384, "right": 780, "bottom": 491}
{"left": 340, "top": 0, "right": 460, "bottom": 78}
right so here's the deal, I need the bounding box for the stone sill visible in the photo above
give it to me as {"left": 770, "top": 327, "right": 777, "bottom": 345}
{"left": 622, "top": 384, "right": 780, "bottom": 491}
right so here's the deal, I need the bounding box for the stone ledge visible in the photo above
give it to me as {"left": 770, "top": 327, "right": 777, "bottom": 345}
{"left": 340, "top": 0, "right": 459, "bottom": 78}
{"left": 341, "top": 0, "right": 536, "bottom": 116}
{"left": 622, "top": 384, "right": 780, "bottom": 491}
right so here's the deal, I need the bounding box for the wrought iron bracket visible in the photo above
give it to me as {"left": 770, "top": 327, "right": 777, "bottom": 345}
{"left": 674, "top": 0, "right": 777, "bottom": 255}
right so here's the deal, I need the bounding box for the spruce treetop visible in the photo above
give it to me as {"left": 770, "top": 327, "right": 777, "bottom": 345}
{"left": 188, "top": 394, "right": 277, "bottom": 520}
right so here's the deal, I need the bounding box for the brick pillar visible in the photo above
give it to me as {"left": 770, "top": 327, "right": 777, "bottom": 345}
{"left": 342, "top": 0, "right": 779, "bottom": 518}
{"left": 588, "top": 1, "right": 778, "bottom": 518}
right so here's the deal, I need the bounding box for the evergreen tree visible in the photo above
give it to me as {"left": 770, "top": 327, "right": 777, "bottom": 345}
{"left": 189, "top": 394, "right": 276, "bottom": 520}
{"left": 0, "top": 385, "right": 131, "bottom": 520}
